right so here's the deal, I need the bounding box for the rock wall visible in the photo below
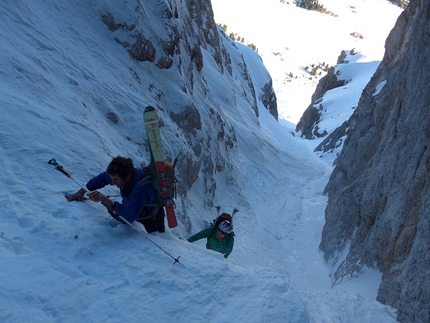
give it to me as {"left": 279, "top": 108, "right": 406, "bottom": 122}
{"left": 98, "top": 0, "right": 277, "bottom": 207}
{"left": 296, "top": 59, "right": 347, "bottom": 139}
{"left": 320, "top": 0, "right": 430, "bottom": 322}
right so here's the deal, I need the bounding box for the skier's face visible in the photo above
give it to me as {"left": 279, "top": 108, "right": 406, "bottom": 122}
{"left": 109, "top": 173, "right": 131, "bottom": 188}
{"left": 215, "top": 229, "right": 226, "bottom": 241}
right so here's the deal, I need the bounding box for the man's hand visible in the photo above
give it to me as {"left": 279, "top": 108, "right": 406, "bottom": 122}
{"left": 68, "top": 188, "right": 86, "bottom": 202}
{"left": 88, "top": 191, "right": 114, "bottom": 208}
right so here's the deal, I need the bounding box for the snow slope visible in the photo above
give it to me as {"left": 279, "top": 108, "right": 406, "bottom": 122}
{"left": 0, "top": 0, "right": 401, "bottom": 322}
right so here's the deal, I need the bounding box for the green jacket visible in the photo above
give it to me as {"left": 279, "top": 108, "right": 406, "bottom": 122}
{"left": 187, "top": 225, "right": 234, "bottom": 258}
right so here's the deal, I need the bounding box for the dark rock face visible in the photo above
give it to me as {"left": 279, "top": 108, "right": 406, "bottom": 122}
{"left": 296, "top": 65, "right": 346, "bottom": 139}
{"left": 314, "top": 120, "right": 348, "bottom": 153}
{"left": 99, "top": 0, "right": 276, "bottom": 120}
{"left": 320, "top": 0, "right": 430, "bottom": 322}
{"left": 261, "top": 80, "right": 278, "bottom": 120}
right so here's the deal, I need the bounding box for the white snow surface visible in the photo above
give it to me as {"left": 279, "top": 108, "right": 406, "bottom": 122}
{"left": 0, "top": 0, "right": 402, "bottom": 322}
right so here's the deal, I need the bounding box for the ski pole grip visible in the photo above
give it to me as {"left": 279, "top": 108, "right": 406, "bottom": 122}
{"left": 48, "top": 158, "right": 87, "bottom": 190}
{"left": 56, "top": 165, "right": 71, "bottom": 178}
{"left": 48, "top": 158, "right": 71, "bottom": 177}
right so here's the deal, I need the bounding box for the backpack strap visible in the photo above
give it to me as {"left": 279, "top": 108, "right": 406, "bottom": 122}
{"left": 206, "top": 226, "right": 232, "bottom": 252}
{"left": 206, "top": 207, "right": 237, "bottom": 247}
{"left": 207, "top": 225, "right": 218, "bottom": 241}
{"left": 134, "top": 176, "right": 158, "bottom": 207}
{"left": 207, "top": 224, "right": 233, "bottom": 244}
{"left": 134, "top": 176, "right": 160, "bottom": 220}
{"left": 134, "top": 176, "right": 152, "bottom": 188}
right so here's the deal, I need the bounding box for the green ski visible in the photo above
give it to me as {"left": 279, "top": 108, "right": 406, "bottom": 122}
{"left": 144, "top": 106, "right": 178, "bottom": 228}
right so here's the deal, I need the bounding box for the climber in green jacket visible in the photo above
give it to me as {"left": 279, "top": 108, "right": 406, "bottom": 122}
{"left": 187, "top": 213, "right": 235, "bottom": 258}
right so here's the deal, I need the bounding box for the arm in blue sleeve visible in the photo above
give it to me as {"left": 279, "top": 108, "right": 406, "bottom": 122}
{"left": 86, "top": 172, "right": 112, "bottom": 191}
{"left": 112, "top": 184, "right": 149, "bottom": 223}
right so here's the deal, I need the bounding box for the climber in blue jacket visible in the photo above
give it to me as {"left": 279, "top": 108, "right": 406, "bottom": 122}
{"left": 69, "top": 156, "right": 165, "bottom": 233}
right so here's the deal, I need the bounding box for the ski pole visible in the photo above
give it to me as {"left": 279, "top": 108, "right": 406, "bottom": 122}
{"left": 215, "top": 206, "right": 238, "bottom": 217}
{"left": 48, "top": 158, "right": 89, "bottom": 193}
{"left": 48, "top": 158, "right": 184, "bottom": 267}
{"left": 48, "top": 158, "right": 99, "bottom": 202}
{"left": 48, "top": 158, "right": 117, "bottom": 208}
{"left": 117, "top": 216, "right": 185, "bottom": 267}
{"left": 215, "top": 205, "right": 221, "bottom": 217}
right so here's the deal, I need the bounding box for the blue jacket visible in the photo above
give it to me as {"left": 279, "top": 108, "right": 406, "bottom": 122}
{"left": 86, "top": 169, "right": 157, "bottom": 223}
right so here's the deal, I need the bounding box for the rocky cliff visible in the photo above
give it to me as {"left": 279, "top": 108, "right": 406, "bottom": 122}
{"left": 320, "top": 0, "right": 429, "bottom": 322}
{"left": 97, "top": 0, "right": 277, "bottom": 212}
{"left": 295, "top": 60, "right": 347, "bottom": 140}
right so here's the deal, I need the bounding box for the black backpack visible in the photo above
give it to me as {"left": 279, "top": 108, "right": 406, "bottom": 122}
{"left": 136, "top": 159, "right": 177, "bottom": 219}
{"left": 207, "top": 213, "right": 234, "bottom": 243}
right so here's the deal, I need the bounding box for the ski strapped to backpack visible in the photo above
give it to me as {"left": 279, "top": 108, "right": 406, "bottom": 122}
{"left": 134, "top": 158, "right": 177, "bottom": 220}
{"left": 144, "top": 106, "right": 178, "bottom": 228}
